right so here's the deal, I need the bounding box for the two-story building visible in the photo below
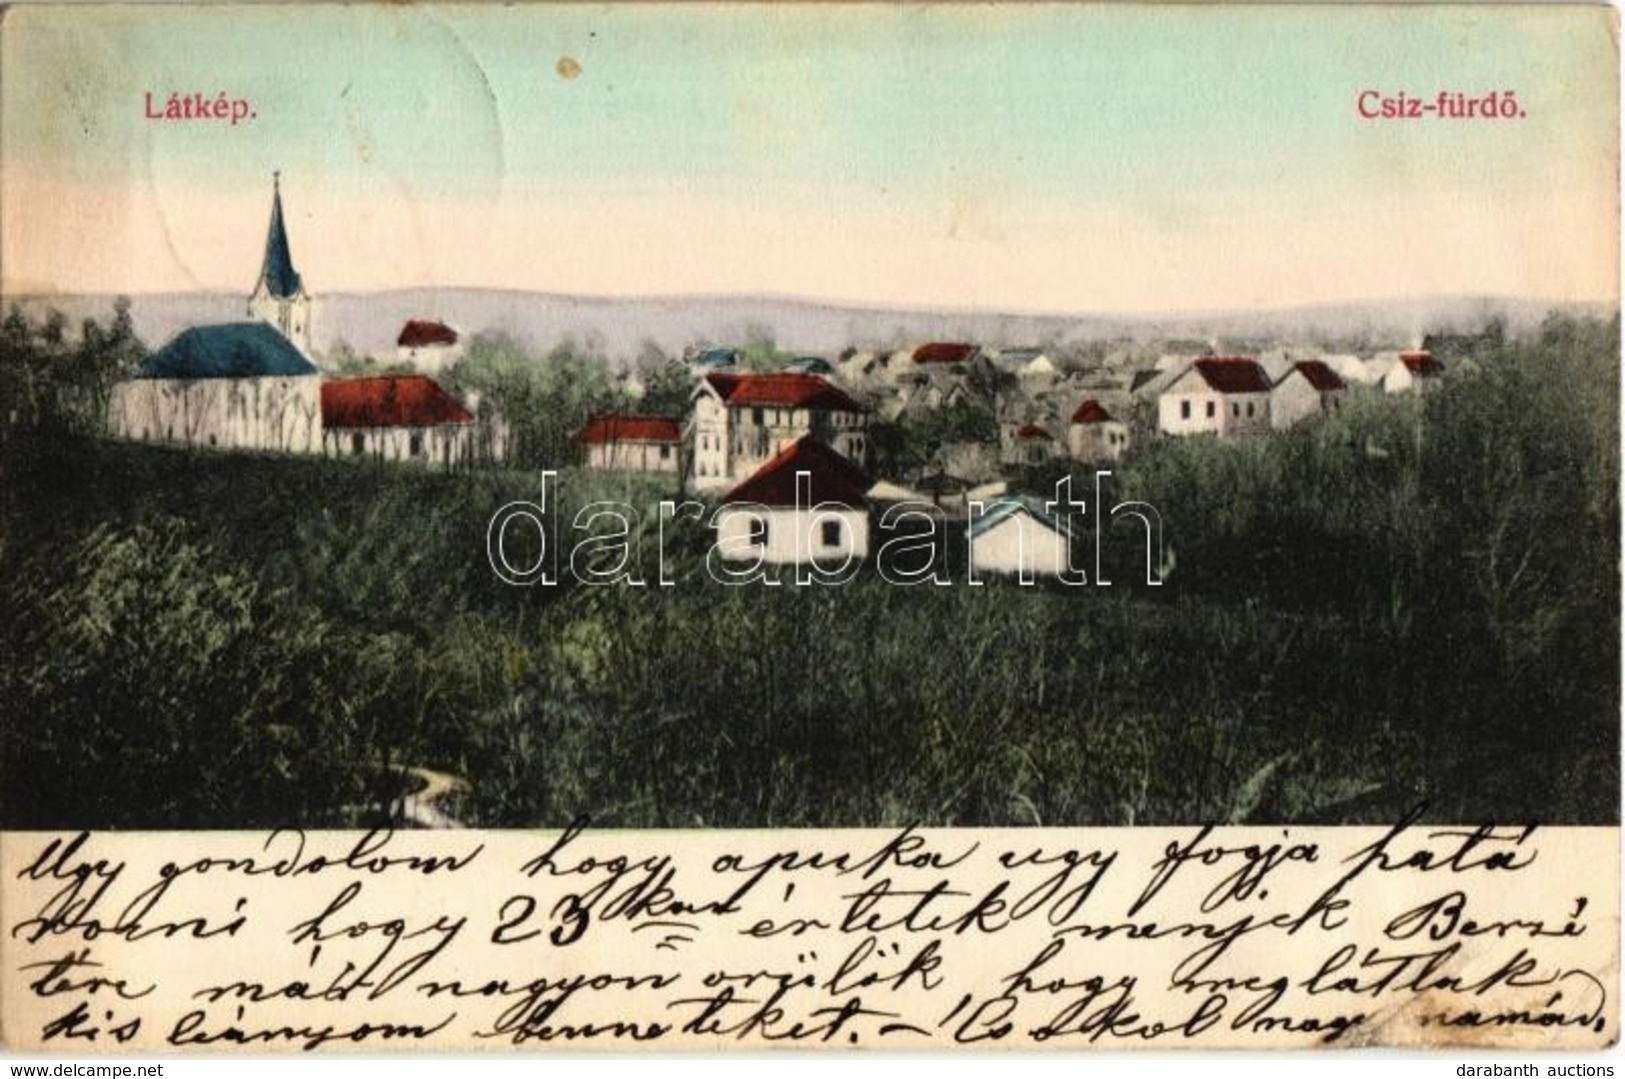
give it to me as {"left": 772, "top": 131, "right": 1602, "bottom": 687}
{"left": 689, "top": 372, "right": 869, "bottom": 492}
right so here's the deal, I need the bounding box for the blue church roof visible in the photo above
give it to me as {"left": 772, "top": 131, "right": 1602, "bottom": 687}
{"left": 137, "top": 323, "right": 318, "bottom": 380}
{"left": 258, "top": 175, "right": 303, "bottom": 299}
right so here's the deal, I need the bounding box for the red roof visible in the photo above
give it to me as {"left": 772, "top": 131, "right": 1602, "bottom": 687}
{"left": 705, "top": 372, "right": 865, "bottom": 413}
{"left": 722, "top": 436, "right": 869, "bottom": 508}
{"left": 321, "top": 376, "right": 473, "bottom": 428}
{"left": 1399, "top": 350, "right": 1443, "bottom": 377}
{"left": 1291, "top": 360, "right": 1346, "bottom": 393}
{"left": 913, "top": 342, "right": 979, "bottom": 366}
{"left": 1071, "top": 398, "right": 1114, "bottom": 424}
{"left": 1191, "top": 357, "right": 1272, "bottom": 394}
{"left": 575, "top": 414, "right": 683, "bottom": 445}
{"left": 1014, "top": 423, "right": 1052, "bottom": 441}
{"left": 397, "top": 320, "right": 459, "bottom": 348}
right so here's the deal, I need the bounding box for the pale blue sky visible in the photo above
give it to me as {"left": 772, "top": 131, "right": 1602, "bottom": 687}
{"left": 3, "top": 3, "right": 1616, "bottom": 312}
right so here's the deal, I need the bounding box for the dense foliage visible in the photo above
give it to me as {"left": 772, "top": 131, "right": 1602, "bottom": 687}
{"left": 0, "top": 309, "right": 1616, "bottom": 827}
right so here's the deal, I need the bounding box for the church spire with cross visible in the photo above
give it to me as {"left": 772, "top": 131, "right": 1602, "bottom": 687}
{"left": 248, "top": 171, "right": 313, "bottom": 356}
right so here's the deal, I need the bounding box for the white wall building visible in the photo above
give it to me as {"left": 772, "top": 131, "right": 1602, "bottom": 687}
{"left": 967, "top": 496, "right": 1074, "bottom": 579}
{"left": 321, "top": 375, "right": 477, "bottom": 469}
{"left": 575, "top": 414, "right": 683, "bottom": 473}
{"left": 713, "top": 436, "right": 871, "bottom": 566}
{"left": 690, "top": 372, "right": 869, "bottom": 492}
{"left": 396, "top": 320, "right": 464, "bottom": 375}
{"left": 1382, "top": 350, "right": 1445, "bottom": 394}
{"left": 1069, "top": 398, "right": 1130, "bottom": 462}
{"left": 1158, "top": 357, "right": 1273, "bottom": 438}
{"left": 1271, "top": 360, "right": 1349, "bottom": 430}
{"left": 109, "top": 322, "right": 322, "bottom": 453}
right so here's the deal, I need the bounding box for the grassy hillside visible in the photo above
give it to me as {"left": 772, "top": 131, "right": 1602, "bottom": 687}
{"left": 1, "top": 314, "right": 1616, "bottom": 827}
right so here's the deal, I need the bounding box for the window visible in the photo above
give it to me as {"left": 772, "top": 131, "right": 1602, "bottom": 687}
{"left": 1232, "top": 402, "right": 1240, "bottom": 418}
{"left": 821, "top": 519, "right": 843, "bottom": 548}
{"left": 410, "top": 434, "right": 423, "bottom": 456}
{"left": 351, "top": 433, "right": 365, "bottom": 456}
{"left": 752, "top": 407, "right": 764, "bottom": 425}
{"left": 1246, "top": 402, "right": 1255, "bottom": 418}
{"left": 659, "top": 445, "right": 671, "bottom": 460}
{"left": 1180, "top": 401, "right": 1191, "bottom": 420}
{"left": 747, "top": 516, "right": 769, "bottom": 547}
{"left": 1206, "top": 401, "right": 1215, "bottom": 419}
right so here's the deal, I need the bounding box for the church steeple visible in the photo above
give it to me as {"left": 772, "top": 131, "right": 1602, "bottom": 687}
{"left": 248, "top": 171, "right": 313, "bottom": 356}
{"left": 258, "top": 171, "right": 303, "bottom": 300}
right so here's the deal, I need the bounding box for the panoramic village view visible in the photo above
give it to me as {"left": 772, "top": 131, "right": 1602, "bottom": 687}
{"left": 0, "top": 172, "right": 1616, "bottom": 831}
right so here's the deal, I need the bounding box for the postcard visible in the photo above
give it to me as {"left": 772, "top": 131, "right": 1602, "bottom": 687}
{"left": 0, "top": 1, "right": 1618, "bottom": 1054}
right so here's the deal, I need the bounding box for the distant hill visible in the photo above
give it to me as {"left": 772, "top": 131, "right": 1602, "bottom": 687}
{"left": 6, "top": 288, "right": 1610, "bottom": 365}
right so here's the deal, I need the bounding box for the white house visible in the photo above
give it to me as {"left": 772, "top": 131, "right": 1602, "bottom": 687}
{"left": 1321, "top": 354, "right": 1376, "bottom": 385}
{"left": 1382, "top": 350, "right": 1445, "bottom": 394}
{"left": 1020, "top": 353, "right": 1060, "bottom": 386}
{"left": 713, "top": 436, "right": 870, "bottom": 566}
{"left": 1270, "top": 360, "right": 1348, "bottom": 430}
{"left": 321, "top": 374, "right": 476, "bottom": 468}
{"left": 689, "top": 371, "right": 869, "bottom": 492}
{"left": 1069, "top": 398, "right": 1130, "bottom": 462}
{"left": 396, "top": 319, "right": 463, "bottom": 375}
{"left": 108, "top": 322, "right": 323, "bottom": 453}
{"left": 1158, "top": 357, "right": 1273, "bottom": 438}
{"left": 575, "top": 413, "right": 683, "bottom": 473}
{"left": 967, "top": 495, "right": 1074, "bottom": 580}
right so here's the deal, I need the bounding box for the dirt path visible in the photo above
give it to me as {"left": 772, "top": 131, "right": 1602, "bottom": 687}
{"left": 396, "top": 766, "right": 469, "bottom": 829}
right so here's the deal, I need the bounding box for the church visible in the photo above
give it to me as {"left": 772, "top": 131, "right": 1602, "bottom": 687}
{"left": 108, "top": 175, "right": 498, "bottom": 467}
{"left": 109, "top": 175, "right": 322, "bottom": 451}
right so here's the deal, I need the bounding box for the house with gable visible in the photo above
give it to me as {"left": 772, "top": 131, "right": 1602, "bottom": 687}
{"left": 397, "top": 319, "right": 463, "bottom": 375}
{"left": 108, "top": 322, "right": 323, "bottom": 453}
{"left": 1271, "top": 360, "right": 1348, "bottom": 429}
{"left": 714, "top": 435, "right": 871, "bottom": 565}
{"left": 321, "top": 374, "right": 476, "bottom": 467}
{"left": 967, "top": 494, "right": 1075, "bottom": 579}
{"left": 1382, "top": 350, "right": 1445, "bottom": 394}
{"left": 1158, "top": 357, "right": 1273, "bottom": 438}
{"left": 1069, "top": 398, "right": 1130, "bottom": 462}
{"left": 689, "top": 371, "right": 869, "bottom": 492}
{"left": 575, "top": 413, "right": 684, "bottom": 474}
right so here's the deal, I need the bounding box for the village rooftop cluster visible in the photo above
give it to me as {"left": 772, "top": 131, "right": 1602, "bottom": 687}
{"left": 108, "top": 177, "right": 1455, "bottom": 582}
